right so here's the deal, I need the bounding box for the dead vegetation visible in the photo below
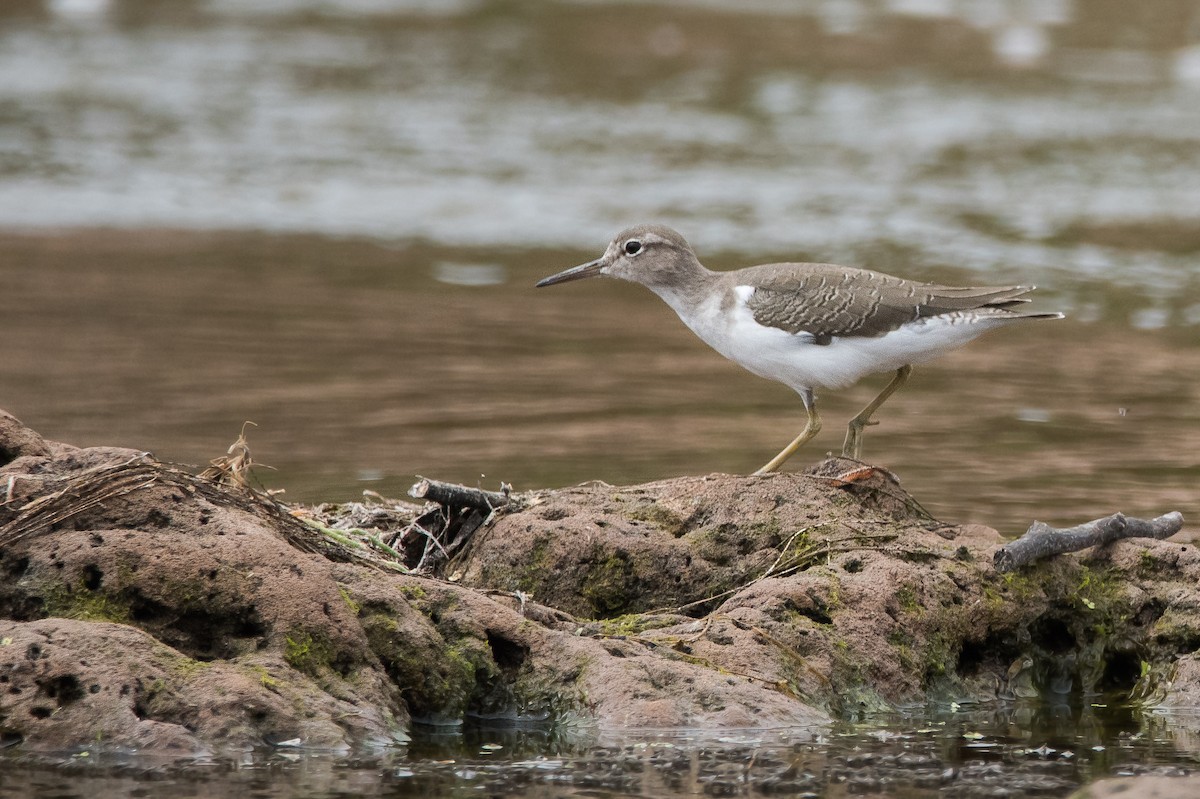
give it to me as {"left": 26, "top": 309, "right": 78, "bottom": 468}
{"left": 0, "top": 422, "right": 526, "bottom": 580}
{"left": 0, "top": 452, "right": 345, "bottom": 559}
{"left": 296, "top": 478, "right": 522, "bottom": 575}
{"left": 198, "top": 420, "right": 261, "bottom": 488}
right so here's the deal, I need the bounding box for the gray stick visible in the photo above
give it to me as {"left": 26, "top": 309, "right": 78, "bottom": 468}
{"left": 408, "top": 477, "right": 510, "bottom": 511}
{"left": 994, "top": 511, "right": 1184, "bottom": 573}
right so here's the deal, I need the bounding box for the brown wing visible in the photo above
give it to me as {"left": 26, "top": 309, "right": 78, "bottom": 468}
{"left": 740, "top": 262, "right": 1036, "bottom": 340}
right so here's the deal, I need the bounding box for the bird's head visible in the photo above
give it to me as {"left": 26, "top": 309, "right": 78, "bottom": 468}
{"left": 536, "top": 224, "right": 698, "bottom": 291}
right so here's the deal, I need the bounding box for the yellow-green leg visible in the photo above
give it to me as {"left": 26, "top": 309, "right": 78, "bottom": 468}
{"left": 842, "top": 364, "right": 913, "bottom": 459}
{"left": 755, "top": 389, "right": 821, "bottom": 474}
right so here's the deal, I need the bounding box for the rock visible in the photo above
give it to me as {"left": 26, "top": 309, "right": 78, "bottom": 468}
{"left": 1071, "top": 775, "right": 1200, "bottom": 798}
{"left": 1, "top": 618, "right": 381, "bottom": 752}
{"left": 331, "top": 566, "right": 822, "bottom": 730}
{"left": 0, "top": 411, "right": 823, "bottom": 752}
{"left": 2, "top": 409, "right": 1199, "bottom": 753}
{"left": 457, "top": 463, "right": 1200, "bottom": 713}
{"left": 458, "top": 465, "right": 936, "bottom": 619}
{"left": 458, "top": 466, "right": 1012, "bottom": 710}
{"left": 0, "top": 436, "right": 409, "bottom": 750}
{"left": 0, "top": 410, "right": 51, "bottom": 464}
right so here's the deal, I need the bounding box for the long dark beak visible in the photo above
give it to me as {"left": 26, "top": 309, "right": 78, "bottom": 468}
{"left": 535, "top": 258, "right": 605, "bottom": 288}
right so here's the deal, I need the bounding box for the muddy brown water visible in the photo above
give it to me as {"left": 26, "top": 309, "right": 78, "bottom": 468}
{"left": 3, "top": 0, "right": 1200, "bottom": 796}
{"left": 3, "top": 228, "right": 1197, "bottom": 539}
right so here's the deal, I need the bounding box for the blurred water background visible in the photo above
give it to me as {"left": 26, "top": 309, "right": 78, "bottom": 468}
{"left": 1, "top": 0, "right": 1198, "bottom": 535}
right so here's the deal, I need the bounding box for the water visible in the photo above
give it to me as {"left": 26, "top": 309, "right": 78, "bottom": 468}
{"left": 2, "top": 2, "right": 1199, "bottom": 270}
{"left": 2, "top": 0, "right": 1200, "bottom": 794}
{"left": 3, "top": 228, "right": 1196, "bottom": 535}
{"left": 1, "top": 706, "right": 1198, "bottom": 798}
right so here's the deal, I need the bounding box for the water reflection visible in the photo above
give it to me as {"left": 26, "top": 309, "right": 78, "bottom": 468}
{"left": 1, "top": 704, "right": 1197, "bottom": 798}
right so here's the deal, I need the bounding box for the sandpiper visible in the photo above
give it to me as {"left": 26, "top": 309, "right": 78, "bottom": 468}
{"left": 537, "top": 224, "right": 1063, "bottom": 473}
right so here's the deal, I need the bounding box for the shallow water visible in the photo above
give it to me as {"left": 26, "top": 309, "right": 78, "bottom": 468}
{"left": 2, "top": 705, "right": 1199, "bottom": 798}
{"left": 2, "top": 0, "right": 1200, "bottom": 794}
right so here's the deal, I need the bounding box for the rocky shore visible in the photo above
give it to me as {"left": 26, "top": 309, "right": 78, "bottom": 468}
{"left": 1, "top": 408, "right": 1197, "bottom": 758}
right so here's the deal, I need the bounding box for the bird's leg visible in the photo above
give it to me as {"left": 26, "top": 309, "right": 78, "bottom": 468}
{"left": 754, "top": 389, "right": 821, "bottom": 474}
{"left": 842, "top": 364, "right": 913, "bottom": 459}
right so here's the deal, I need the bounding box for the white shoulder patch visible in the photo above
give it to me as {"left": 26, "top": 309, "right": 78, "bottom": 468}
{"left": 733, "top": 285, "right": 756, "bottom": 304}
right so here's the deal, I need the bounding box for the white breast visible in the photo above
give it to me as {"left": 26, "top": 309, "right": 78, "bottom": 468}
{"left": 664, "top": 285, "right": 1004, "bottom": 395}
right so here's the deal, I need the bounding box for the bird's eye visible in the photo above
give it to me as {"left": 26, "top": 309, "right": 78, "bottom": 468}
{"left": 624, "top": 240, "right": 643, "bottom": 256}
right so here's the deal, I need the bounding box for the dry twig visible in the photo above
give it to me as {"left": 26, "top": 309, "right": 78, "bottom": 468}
{"left": 200, "top": 421, "right": 261, "bottom": 488}
{"left": 408, "top": 477, "right": 511, "bottom": 511}
{"left": 994, "top": 511, "right": 1185, "bottom": 573}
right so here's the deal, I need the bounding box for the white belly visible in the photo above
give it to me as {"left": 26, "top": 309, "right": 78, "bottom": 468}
{"left": 671, "top": 289, "right": 1001, "bottom": 395}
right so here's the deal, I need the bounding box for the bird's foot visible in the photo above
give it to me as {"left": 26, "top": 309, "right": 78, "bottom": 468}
{"left": 841, "top": 418, "right": 878, "bottom": 459}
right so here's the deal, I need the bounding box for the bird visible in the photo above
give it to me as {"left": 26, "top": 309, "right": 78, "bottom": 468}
{"left": 536, "top": 224, "right": 1064, "bottom": 474}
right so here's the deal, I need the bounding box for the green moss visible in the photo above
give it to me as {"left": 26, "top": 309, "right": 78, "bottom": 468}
{"left": 594, "top": 613, "right": 678, "bottom": 637}
{"left": 1150, "top": 612, "right": 1200, "bottom": 655}
{"left": 744, "top": 517, "right": 783, "bottom": 542}
{"left": 625, "top": 503, "right": 687, "bottom": 537}
{"left": 515, "top": 535, "right": 556, "bottom": 593}
{"left": 172, "top": 656, "right": 211, "bottom": 679}
{"left": 787, "top": 528, "right": 813, "bottom": 552}
{"left": 581, "top": 551, "right": 635, "bottom": 618}
{"left": 1137, "top": 549, "right": 1159, "bottom": 577}
{"left": 360, "top": 612, "right": 484, "bottom": 721}
{"left": 283, "top": 630, "right": 336, "bottom": 676}
{"left": 886, "top": 627, "right": 918, "bottom": 672}
{"left": 244, "top": 664, "right": 282, "bottom": 691}
{"left": 40, "top": 579, "right": 131, "bottom": 623}
{"left": 1068, "top": 564, "right": 1124, "bottom": 617}
{"left": 981, "top": 584, "right": 1006, "bottom": 614}
{"left": 399, "top": 584, "right": 427, "bottom": 601}
{"left": 532, "top": 535, "right": 554, "bottom": 564}
{"left": 445, "top": 642, "right": 489, "bottom": 695}
{"left": 337, "top": 584, "right": 362, "bottom": 615}
{"left": 685, "top": 523, "right": 746, "bottom": 566}
{"left": 823, "top": 571, "right": 843, "bottom": 611}
{"left": 820, "top": 634, "right": 894, "bottom": 716}
{"left": 921, "top": 631, "right": 960, "bottom": 681}
{"left": 1021, "top": 563, "right": 1139, "bottom": 697}
{"left": 895, "top": 584, "right": 922, "bottom": 615}
{"left": 996, "top": 567, "right": 1044, "bottom": 605}
{"left": 770, "top": 527, "right": 828, "bottom": 574}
